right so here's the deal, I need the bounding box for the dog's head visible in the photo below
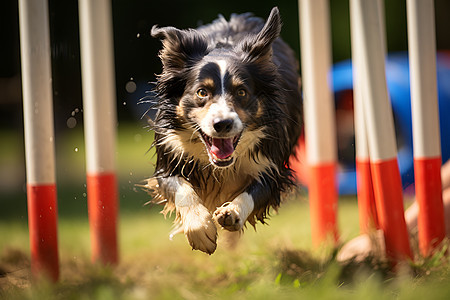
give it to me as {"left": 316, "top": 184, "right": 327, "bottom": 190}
{"left": 152, "top": 8, "right": 283, "bottom": 169}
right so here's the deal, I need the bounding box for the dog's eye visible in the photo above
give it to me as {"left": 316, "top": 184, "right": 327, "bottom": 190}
{"left": 196, "top": 89, "right": 208, "bottom": 99}
{"left": 237, "top": 89, "right": 247, "bottom": 97}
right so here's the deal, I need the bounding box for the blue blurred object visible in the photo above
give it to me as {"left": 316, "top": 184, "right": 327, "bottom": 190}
{"left": 333, "top": 52, "right": 450, "bottom": 194}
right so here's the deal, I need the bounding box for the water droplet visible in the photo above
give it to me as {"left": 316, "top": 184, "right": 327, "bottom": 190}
{"left": 72, "top": 108, "right": 80, "bottom": 116}
{"left": 125, "top": 81, "right": 137, "bottom": 93}
{"left": 67, "top": 117, "right": 77, "bottom": 128}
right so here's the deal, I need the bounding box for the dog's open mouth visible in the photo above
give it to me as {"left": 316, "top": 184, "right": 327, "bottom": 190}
{"left": 200, "top": 131, "right": 241, "bottom": 167}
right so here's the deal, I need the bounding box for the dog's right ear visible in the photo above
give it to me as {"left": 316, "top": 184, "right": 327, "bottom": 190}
{"left": 151, "top": 26, "right": 208, "bottom": 71}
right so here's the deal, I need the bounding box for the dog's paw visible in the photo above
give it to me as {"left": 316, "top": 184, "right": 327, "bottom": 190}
{"left": 185, "top": 219, "right": 217, "bottom": 255}
{"left": 213, "top": 202, "right": 244, "bottom": 232}
{"left": 181, "top": 207, "right": 218, "bottom": 254}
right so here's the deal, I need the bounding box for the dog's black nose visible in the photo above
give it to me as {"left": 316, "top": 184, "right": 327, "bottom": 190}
{"left": 213, "top": 119, "right": 234, "bottom": 133}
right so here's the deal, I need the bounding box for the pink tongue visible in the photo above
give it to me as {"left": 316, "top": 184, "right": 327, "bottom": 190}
{"left": 210, "top": 138, "right": 234, "bottom": 159}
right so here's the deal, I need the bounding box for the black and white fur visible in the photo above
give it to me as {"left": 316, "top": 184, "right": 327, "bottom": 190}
{"left": 145, "top": 7, "right": 303, "bottom": 254}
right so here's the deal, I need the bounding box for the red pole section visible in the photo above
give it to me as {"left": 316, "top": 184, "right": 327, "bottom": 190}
{"left": 78, "top": 0, "right": 119, "bottom": 265}
{"left": 18, "top": 0, "right": 59, "bottom": 281}
{"left": 299, "top": 0, "right": 339, "bottom": 246}
{"left": 355, "top": 160, "right": 378, "bottom": 233}
{"left": 350, "top": 0, "right": 412, "bottom": 261}
{"left": 406, "top": 0, "right": 445, "bottom": 257}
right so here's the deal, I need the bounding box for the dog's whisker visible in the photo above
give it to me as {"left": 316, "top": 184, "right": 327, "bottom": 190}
{"left": 186, "top": 160, "right": 196, "bottom": 177}
{"left": 202, "top": 162, "right": 212, "bottom": 171}
{"left": 211, "top": 167, "right": 220, "bottom": 183}
{"left": 189, "top": 125, "right": 202, "bottom": 143}
{"left": 168, "top": 151, "right": 185, "bottom": 177}
{"left": 180, "top": 157, "right": 194, "bottom": 178}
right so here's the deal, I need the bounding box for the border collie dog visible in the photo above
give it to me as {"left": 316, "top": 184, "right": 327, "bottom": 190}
{"left": 146, "top": 7, "right": 302, "bottom": 254}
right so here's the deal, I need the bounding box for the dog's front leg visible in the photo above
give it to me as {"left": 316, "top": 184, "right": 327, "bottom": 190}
{"left": 213, "top": 173, "right": 282, "bottom": 231}
{"left": 213, "top": 192, "right": 254, "bottom": 231}
{"left": 172, "top": 177, "right": 218, "bottom": 254}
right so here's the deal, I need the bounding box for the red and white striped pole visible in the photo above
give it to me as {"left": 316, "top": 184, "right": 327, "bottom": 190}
{"left": 350, "top": 0, "right": 412, "bottom": 261}
{"left": 406, "top": 0, "right": 445, "bottom": 257}
{"left": 350, "top": 0, "right": 386, "bottom": 234}
{"left": 78, "top": 0, "right": 119, "bottom": 265}
{"left": 299, "top": 0, "right": 339, "bottom": 246}
{"left": 352, "top": 66, "right": 378, "bottom": 233}
{"left": 18, "top": 0, "right": 59, "bottom": 281}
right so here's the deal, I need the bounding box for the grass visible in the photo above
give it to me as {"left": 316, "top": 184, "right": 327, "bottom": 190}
{"left": 0, "top": 198, "right": 378, "bottom": 299}
{"left": 2, "top": 124, "right": 450, "bottom": 299}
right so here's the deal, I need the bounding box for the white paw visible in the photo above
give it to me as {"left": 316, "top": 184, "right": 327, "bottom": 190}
{"left": 179, "top": 206, "right": 217, "bottom": 254}
{"left": 213, "top": 202, "right": 244, "bottom": 232}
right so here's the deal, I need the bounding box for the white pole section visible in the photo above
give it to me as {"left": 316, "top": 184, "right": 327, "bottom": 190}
{"left": 350, "top": 1, "right": 397, "bottom": 162}
{"left": 18, "top": 0, "right": 59, "bottom": 281}
{"left": 407, "top": 0, "right": 441, "bottom": 159}
{"left": 19, "top": 0, "right": 55, "bottom": 185}
{"left": 406, "top": 0, "right": 445, "bottom": 257}
{"left": 79, "top": 0, "right": 117, "bottom": 175}
{"left": 299, "top": 0, "right": 337, "bottom": 165}
{"left": 353, "top": 0, "right": 387, "bottom": 163}
{"left": 299, "top": 0, "right": 339, "bottom": 246}
{"left": 78, "top": 0, "right": 119, "bottom": 264}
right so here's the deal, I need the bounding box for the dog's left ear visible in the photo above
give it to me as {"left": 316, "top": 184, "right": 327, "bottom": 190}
{"left": 151, "top": 26, "right": 208, "bottom": 71}
{"left": 240, "top": 7, "right": 281, "bottom": 63}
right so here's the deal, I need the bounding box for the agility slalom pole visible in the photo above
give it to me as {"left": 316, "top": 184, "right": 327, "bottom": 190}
{"left": 79, "top": 0, "right": 119, "bottom": 265}
{"left": 18, "top": 0, "right": 59, "bottom": 281}
{"left": 349, "top": 0, "right": 385, "bottom": 234}
{"left": 350, "top": 0, "right": 412, "bottom": 261}
{"left": 352, "top": 76, "right": 378, "bottom": 233}
{"left": 406, "top": 0, "right": 445, "bottom": 257}
{"left": 299, "top": 0, "right": 339, "bottom": 246}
